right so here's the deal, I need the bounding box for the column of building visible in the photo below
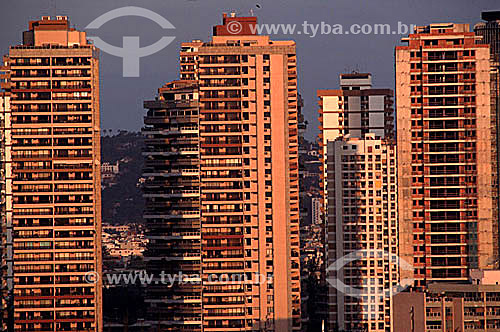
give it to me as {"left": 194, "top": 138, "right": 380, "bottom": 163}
{"left": 318, "top": 73, "right": 397, "bottom": 332}
{"left": 143, "top": 14, "right": 301, "bottom": 332}
{"left": 0, "top": 16, "right": 102, "bottom": 332}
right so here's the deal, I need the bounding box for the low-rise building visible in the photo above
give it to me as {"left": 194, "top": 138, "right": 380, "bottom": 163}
{"left": 394, "top": 270, "right": 500, "bottom": 332}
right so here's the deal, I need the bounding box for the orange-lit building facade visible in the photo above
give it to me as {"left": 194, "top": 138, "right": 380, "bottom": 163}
{"left": 396, "top": 23, "right": 497, "bottom": 288}
{"left": 0, "top": 16, "right": 102, "bottom": 332}
{"left": 475, "top": 11, "right": 500, "bottom": 260}
{"left": 143, "top": 14, "right": 301, "bottom": 332}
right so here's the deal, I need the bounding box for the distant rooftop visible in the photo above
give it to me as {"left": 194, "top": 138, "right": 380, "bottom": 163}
{"left": 414, "top": 23, "right": 470, "bottom": 34}
{"left": 28, "top": 16, "right": 70, "bottom": 31}
{"left": 22, "top": 16, "right": 89, "bottom": 47}
{"left": 340, "top": 73, "right": 371, "bottom": 80}
{"left": 482, "top": 11, "right": 500, "bottom": 21}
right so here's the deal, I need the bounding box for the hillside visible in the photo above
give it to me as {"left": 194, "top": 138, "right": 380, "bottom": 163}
{"left": 101, "top": 131, "right": 145, "bottom": 224}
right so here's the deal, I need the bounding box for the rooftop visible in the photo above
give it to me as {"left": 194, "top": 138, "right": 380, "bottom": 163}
{"left": 481, "top": 10, "right": 500, "bottom": 22}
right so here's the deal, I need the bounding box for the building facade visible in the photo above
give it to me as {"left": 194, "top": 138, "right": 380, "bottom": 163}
{"left": 475, "top": 11, "right": 500, "bottom": 264}
{"left": 0, "top": 16, "right": 102, "bottom": 332}
{"left": 318, "top": 73, "right": 394, "bottom": 141}
{"left": 143, "top": 13, "right": 301, "bottom": 332}
{"left": 324, "top": 135, "right": 399, "bottom": 332}
{"left": 393, "top": 270, "right": 500, "bottom": 332}
{"left": 396, "top": 23, "right": 498, "bottom": 288}
{"left": 1, "top": 92, "right": 13, "bottom": 330}
{"left": 318, "top": 75, "right": 396, "bottom": 332}
{"left": 143, "top": 80, "right": 202, "bottom": 330}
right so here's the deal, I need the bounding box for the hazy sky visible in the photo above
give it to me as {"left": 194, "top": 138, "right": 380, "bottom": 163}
{"left": 0, "top": 0, "right": 498, "bottom": 140}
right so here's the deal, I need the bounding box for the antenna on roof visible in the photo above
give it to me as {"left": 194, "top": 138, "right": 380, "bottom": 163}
{"left": 228, "top": 9, "right": 243, "bottom": 17}
{"left": 50, "top": 0, "right": 56, "bottom": 17}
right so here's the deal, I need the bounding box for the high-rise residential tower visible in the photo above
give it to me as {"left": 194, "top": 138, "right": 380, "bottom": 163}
{"left": 318, "top": 75, "right": 397, "bottom": 332}
{"left": 475, "top": 11, "right": 500, "bottom": 262}
{"left": 396, "top": 23, "right": 497, "bottom": 288}
{"left": 325, "top": 135, "right": 398, "bottom": 332}
{"left": 0, "top": 92, "right": 12, "bottom": 330}
{"left": 143, "top": 14, "right": 301, "bottom": 332}
{"left": 0, "top": 16, "right": 102, "bottom": 332}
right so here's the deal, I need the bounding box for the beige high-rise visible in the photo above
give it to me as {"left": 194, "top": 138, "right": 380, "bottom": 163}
{"left": 475, "top": 11, "right": 500, "bottom": 262}
{"left": 0, "top": 16, "right": 102, "bottom": 332}
{"left": 325, "top": 135, "right": 398, "bottom": 332}
{"left": 318, "top": 74, "right": 397, "bottom": 332}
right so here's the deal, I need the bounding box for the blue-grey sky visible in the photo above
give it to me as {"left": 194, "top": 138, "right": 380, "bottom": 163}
{"left": 1, "top": 0, "right": 498, "bottom": 140}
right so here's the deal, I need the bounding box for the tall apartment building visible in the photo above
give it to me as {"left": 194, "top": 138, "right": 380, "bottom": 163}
{"left": 0, "top": 17, "right": 102, "bottom": 332}
{"left": 317, "top": 73, "right": 395, "bottom": 259}
{"left": 396, "top": 23, "right": 497, "bottom": 288}
{"left": 0, "top": 92, "right": 13, "bottom": 329}
{"left": 143, "top": 80, "right": 201, "bottom": 330}
{"left": 326, "top": 135, "right": 399, "bottom": 332}
{"left": 143, "top": 13, "right": 301, "bottom": 332}
{"left": 475, "top": 11, "right": 500, "bottom": 263}
{"left": 318, "top": 75, "right": 396, "bottom": 332}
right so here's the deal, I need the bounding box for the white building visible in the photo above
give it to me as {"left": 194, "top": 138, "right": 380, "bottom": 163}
{"left": 326, "top": 135, "right": 399, "bottom": 332}
{"left": 319, "top": 74, "right": 397, "bottom": 332}
{"left": 311, "top": 197, "right": 322, "bottom": 225}
{"left": 101, "top": 161, "right": 119, "bottom": 174}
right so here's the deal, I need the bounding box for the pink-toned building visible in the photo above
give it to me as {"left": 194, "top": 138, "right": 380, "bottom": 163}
{"left": 396, "top": 23, "right": 498, "bottom": 288}
{"left": 143, "top": 14, "right": 301, "bottom": 332}
{"left": 0, "top": 16, "right": 102, "bottom": 332}
{"left": 475, "top": 11, "right": 500, "bottom": 252}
